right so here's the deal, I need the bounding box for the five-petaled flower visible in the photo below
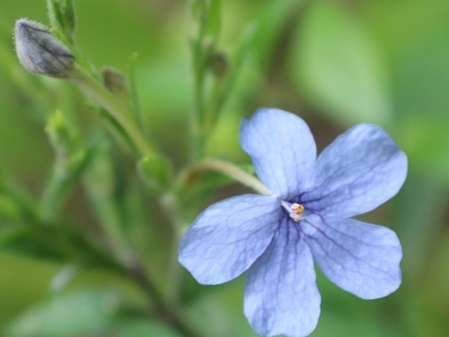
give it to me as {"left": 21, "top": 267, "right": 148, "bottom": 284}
{"left": 179, "top": 108, "right": 407, "bottom": 337}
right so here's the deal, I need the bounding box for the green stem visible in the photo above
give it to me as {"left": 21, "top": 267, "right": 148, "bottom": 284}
{"left": 159, "top": 192, "right": 188, "bottom": 302}
{"left": 69, "top": 65, "right": 154, "bottom": 157}
{"left": 185, "top": 158, "right": 271, "bottom": 195}
{"left": 190, "top": 0, "right": 211, "bottom": 160}
{"left": 129, "top": 259, "right": 203, "bottom": 337}
{"left": 2, "top": 178, "right": 202, "bottom": 337}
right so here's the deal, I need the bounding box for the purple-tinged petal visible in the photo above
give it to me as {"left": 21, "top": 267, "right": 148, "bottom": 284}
{"left": 302, "top": 214, "right": 402, "bottom": 299}
{"left": 244, "top": 218, "right": 320, "bottom": 337}
{"left": 179, "top": 194, "right": 280, "bottom": 285}
{"left": 302, "top": 124, "right": 407, "bottom": 218}
{"left": 240, "top": 108, "right": 316, "bottom": 199}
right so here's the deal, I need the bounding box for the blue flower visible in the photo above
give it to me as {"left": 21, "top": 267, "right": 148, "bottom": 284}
{"left": 179, "top": 109, "right": 407, "bottom": 337}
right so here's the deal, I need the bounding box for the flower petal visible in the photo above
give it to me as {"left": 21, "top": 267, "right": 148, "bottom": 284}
{"left": 178, "top": 194, "right": 280, "bottom": 285}
{"left": 302, "top": 124, "right": 407, "bottom": 218}
{"left": 302, "top": 215, "right": 402, "bottom": 299}
{"left": 244, "top": 218, "right": 321, "bottom": 337}
{"left": 240, "top": 108, "right": 316, "bottom": 199}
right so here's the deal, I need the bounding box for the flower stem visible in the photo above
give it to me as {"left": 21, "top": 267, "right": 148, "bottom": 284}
{"left": 69, "top": 64, "right": 154, "bottom": 157}
{"left": 186, "top": 158, "right": 271, "bottom": 195}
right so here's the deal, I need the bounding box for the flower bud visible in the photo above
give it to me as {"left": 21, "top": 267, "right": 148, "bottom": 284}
{"left": 138, "top": 154, "right": 173, "bottom": 192}
{"left": 209, "top": 51, "right": 228, "bottom": 78}
{"left": 14, "top": 19, "right": 75, "bottom": 78}
{"left": 102, "top": 66, "right": 128, "bottom": 98}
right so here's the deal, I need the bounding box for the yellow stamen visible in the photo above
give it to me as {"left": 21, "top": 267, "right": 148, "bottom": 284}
{"left": 291, "top": 203, "right": 304, "bottom": 217}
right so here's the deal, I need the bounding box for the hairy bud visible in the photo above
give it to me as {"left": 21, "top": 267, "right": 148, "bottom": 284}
{"left": 14, "top": 19, "right": 75, "bottom": 78}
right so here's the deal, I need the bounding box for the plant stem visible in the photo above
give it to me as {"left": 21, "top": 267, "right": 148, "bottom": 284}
{"left": 185, "top": 158, "right": 271, "bottom": 195}
{"left": 190, "top": 0, "right": 211, "bottom": 160}
{"left": 69, "top": 65, "right": 154, "bottom": 157}
{"left": 128, "top": 258, "right": 204, "bottom": 337}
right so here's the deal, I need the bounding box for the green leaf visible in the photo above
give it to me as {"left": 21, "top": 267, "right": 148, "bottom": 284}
{"left": 290, "top": 1, "right": 391, "bottom": 125}
{"left": 9, "top": 290, "right": 120, "bottom": 337}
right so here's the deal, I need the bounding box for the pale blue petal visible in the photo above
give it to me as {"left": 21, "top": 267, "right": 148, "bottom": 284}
{"left": 178, "top": 194, "right": 280, "bottom": 285}
{"left": 301, "top": 124, "right": 407, "bottom": 218}
{"left": 302, "top": 215, "right": 402, "bottom": 299}
{"left": 244, "top": 218, "right": 321, "bottom": 337}
{"left": 240, "top": 108, "right": 316, "bottom": 199}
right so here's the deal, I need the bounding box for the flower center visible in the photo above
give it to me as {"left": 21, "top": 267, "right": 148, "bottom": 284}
{"left": 281, "top": 201, "right": 305, "bottom": 222}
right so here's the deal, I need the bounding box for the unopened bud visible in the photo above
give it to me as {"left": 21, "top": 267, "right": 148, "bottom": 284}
{"left": 138, "top": 154, "right": 173, "bottom": 192}
{"left": 102, "top": 66, "right": 128, "bottom": 98}
{"left": 14, "top": 19, "right": 75, "bottom": 78}
{"left": 209, "top": 51, "right": 228, "bottom": 78}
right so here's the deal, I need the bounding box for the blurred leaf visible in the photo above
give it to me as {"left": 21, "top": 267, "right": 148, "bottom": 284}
{"left": 9, "top": 290, "right": 120, "bottom": 337}
{"left": 290, "top": 1, "right": 391, "bottom": 125}
{"left": 137, "top": 55, "right": 192, "bottom": 116}
{"left": 253, "top": 0, "right": 299, "bottom": 69}
{"left": 0, "top": 227, "right": 41, "bottom": 253}
{"left": 370, "top": 0, "right": 449, "bottom": 118}
{"left": 398, "top": 114, "right": 449, "bottom": 185}
{"left": 113, "top": 319, "right": 182, "bottom": 337}
{"left": 0, "top": 252, "right": 59, "bottom": 327}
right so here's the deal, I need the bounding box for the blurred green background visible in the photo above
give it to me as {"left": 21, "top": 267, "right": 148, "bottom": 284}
{"left": 1, "top": 0, "right": 449, "bottom": 336}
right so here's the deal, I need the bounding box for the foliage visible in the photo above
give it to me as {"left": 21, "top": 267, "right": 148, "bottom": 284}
{"left": 1, "top": 0, "right": 448, "bottom": 336}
